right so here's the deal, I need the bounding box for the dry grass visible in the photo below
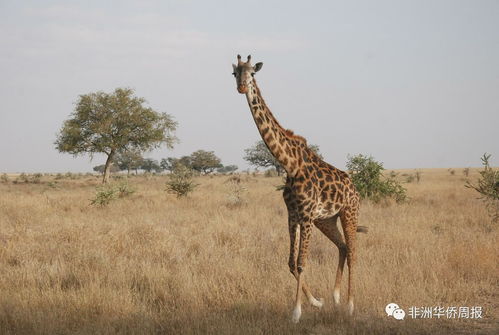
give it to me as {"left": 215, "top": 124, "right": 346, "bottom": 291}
{"left": 0, "top": 169, "right": 497, "bottom": 334}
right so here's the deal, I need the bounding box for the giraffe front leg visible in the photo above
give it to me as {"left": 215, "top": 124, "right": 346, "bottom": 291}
{"left": 291, "top": 222, "right": 315, "bottom": 323}
{"left": 289, "top": 222, "right": 323, "bottom": 324}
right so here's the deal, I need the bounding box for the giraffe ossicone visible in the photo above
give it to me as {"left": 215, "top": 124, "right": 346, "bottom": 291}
{"left": 233, "top": 54, "right": 367, "bottom": 323}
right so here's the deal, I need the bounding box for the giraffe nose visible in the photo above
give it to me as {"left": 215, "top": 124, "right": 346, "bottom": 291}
{"left": 237, "top": 84, "right": 247, "bottom": 94}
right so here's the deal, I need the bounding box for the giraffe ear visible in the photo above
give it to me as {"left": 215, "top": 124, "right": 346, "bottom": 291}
{"left": 254, "top": 62, "right": 263, "bottom": 72}
{"left": 232, "top": 64, "right": 237, "bottom": 71}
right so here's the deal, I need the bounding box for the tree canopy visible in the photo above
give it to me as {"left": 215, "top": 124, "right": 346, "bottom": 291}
{"left": 140, "top": 158, "right": 162, "bottom": 173}
{"left": 190, "top": 150, "right": 222, "bottom": 174}
{"left": 217, "top": 165, "right": 238, "bottom": 174}
{"left": 55, "top": 88, "right": 177, "bottom": 183}
{"left": 115, "top": 149, "right": 143, "bottom": 175}
{"left": 244, "top": 140, "right": 322, "bottom": 176}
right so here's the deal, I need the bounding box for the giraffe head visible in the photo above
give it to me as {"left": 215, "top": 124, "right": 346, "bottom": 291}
{"left": 232, "top": 54, "right": 263, "bottom": 94}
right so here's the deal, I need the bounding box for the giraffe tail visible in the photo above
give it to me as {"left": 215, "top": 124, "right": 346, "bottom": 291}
{"left": 356, "top": 226, "right": 368, "bottom": 233}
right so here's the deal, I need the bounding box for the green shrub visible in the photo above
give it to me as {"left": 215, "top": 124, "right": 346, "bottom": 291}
{"left": 90, "top": 180, "right": 135, "bottom": 206}
{"left": 466, "top": 154, "right": 499, "bottom": 223}
{"left": 91, "top": 186, "right": 117, "bottom": 206}
{"left": 1, "top": 173, "right": 8, "bottom": 183}
{"left": 346, "top": 154, "right": 407, "bottom": 203}
{"left": 116, "top": 181, "right": 136, "bottom": 198}
{"left": 47, "top": 181, "right": 58, "bottom": 188}
{"left": 165, "top": 165, "right": 198, "bottom": 198}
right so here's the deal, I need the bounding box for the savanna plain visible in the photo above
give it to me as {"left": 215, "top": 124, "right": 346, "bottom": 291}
{"left": 0, "top": 168, "right": 497, "bottom": 334}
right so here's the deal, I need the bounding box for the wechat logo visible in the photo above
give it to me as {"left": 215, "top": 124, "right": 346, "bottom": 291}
{"left": 386, "top": 303, "right": 405, "bottom": 320}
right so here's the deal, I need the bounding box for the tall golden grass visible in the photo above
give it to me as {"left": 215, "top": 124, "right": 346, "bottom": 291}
{"left": 0, "top": 169, "right": 497, "bottom": 334}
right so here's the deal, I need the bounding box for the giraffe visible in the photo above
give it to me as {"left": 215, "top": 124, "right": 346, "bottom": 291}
{"left": 232, "top": 55, "right": 367, "bottom": 323}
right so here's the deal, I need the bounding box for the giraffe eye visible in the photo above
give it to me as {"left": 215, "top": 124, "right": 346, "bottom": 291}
{"left": 251, "top": 73, "right": 255, "bottom": 77}
{"left": 232, "top": 72, "right": 236, "bottom": 76}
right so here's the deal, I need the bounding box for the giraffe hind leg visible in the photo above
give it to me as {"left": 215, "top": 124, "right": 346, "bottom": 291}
{"left": 315, "top": 215, "right": 346, "bottom": 306}
{"left": 339, "top": 206, "right": 359, "bottom": 316}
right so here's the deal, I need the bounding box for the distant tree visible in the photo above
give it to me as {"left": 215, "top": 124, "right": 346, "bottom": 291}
{"left": 244, "top": 140, "right": 322, "bottom": 176}
{"left": 244, "top": 141, "right": 283, "bottom": 175}
{"left": 217, "top": 165, "right": 239, "bottom": 174}
{"left": 161, "top": 156, "right": 194, "bottom": 172}
{"left": 93, "top": 164, "right": 120, "bottom": 174}
{"left": 346, "top": 154, "right": 407, "bottom": 203}
{"left": 140, "top": 158, "right": 162, "bottom": 173}
{"left": 307, "top": 144, "right": 324, "bottom": 160}
{"left": 190, "top": 150, "right": 223, "bottom": 174}
{"left": 178, "top": 156, "right": 193, "bottom": 169}
{"left": 160, "top": 157, "right": 179, "bottom": 172}
{"left": 115, "top": 149, "right": 144, "bottom": 175}
{"left": 55, "top": 88, "right": 177, "bottom": 184}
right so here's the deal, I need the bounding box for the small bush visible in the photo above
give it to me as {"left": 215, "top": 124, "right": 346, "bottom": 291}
{"left": 405, "top": 174, "right": 415, "bottom": 183}
{"left": 1, "top": 173, "right": 8, "bottom": 183}
{"left": 225, "top": 177, "right": 247, "bottom": 208}
{"left": 347, "top": 154, "right": 407, "bottom": 203}
{"left": 448, "top": 168, "right": 455, "bottom": 176}
{"left": 116, "top": 181, "right": 136, "bottom": 198}
{"left": 166, "top": 165, "right": 198, "bottom": 198}
{"left": 466, "top": 154, "right": 499, "bottom": 224}
{"left": 90, "top": 181, "right": 135, "bottom": 206}
{"left": 91, "top": 186, "right": 117, "bottom": 206}
{"left": 463, "top": 168, "right": 470, "bottom": 177}
{"left": 31, "top": 173, "right": 43, "bottom": 184}
{"left": 47, "top": 181, "right": 58, "bottom": 188}
{"left": 19, "top": 173, "right": 30, "bottom": 183}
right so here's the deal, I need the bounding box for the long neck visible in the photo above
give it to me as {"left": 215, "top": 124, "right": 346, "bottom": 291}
{"left": 245, "top": 79, "right": 303, "bottom": 176}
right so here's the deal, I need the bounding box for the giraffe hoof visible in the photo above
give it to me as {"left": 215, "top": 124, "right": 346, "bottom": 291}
{"left": 291, "top": 306, "right": 302, "bottom": 323}
{"left": 348, "top": 301, "right": 354, "bottom": 316}
{"left": 310, "top": 297, "right": 324, "bottom": 308}
{"left": 333, "top": 289, "right": 340, "bottom": 305}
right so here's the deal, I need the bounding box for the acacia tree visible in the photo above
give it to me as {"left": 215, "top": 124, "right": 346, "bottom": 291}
{"left": 244, "top": 140, "right": 322, "bottom": 176}
{"left": 190, "top": 150, "right": 222, "bottom": 174}
{"left": 93, "top": 164, "right": 120, "bottom": 174}
{"left": 115, "top": 149, "right": 144, "bottom": 175}
{"left": 160, "top": 157, "right": 179, "bottom": 172}
{"left": 217, "top": 165, "right": 238, "bottom": 174}
{"left": 55, "top": 88, "right": 177, "bottom": 183}
{"left": 141, "top": 158, "right": 162, "bottom": 173}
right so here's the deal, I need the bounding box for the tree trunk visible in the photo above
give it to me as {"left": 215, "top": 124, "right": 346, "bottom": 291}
{"left": 102, "top": 150, "right": 115, "bottom": 184}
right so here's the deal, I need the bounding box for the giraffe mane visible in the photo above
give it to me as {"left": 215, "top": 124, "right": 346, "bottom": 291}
{"left": 285, "top": 129, "right": 308, "bottom": 145}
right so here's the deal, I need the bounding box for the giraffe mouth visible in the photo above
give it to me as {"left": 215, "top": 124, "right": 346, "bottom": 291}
{"left": 237, "top": 85, "right": 248, "bottom": 94}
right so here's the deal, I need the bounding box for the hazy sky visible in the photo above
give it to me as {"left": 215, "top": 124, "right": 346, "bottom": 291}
{"left": 1, "top": 0, "right": 498, "bottom": 173}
